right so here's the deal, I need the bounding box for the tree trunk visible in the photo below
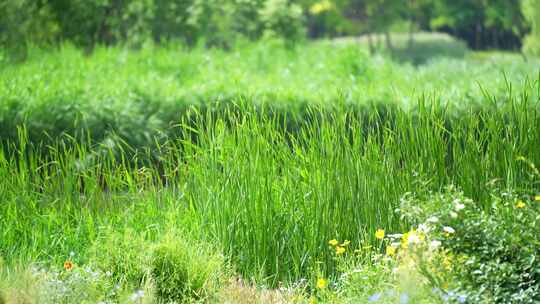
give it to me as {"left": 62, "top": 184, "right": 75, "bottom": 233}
{"left": 367, "top": 32, "right": 375, "bottom": 54}
{"left": 384, "top": 31, "right": 394, "bottom": 51}
{"left": 475, "top": 22, "right": 482, "bottom": 49}
{"left": 492, "top": 28, "right": 499, "bottom": 49}
{"left": 408, "top": 18, "right": 415, "bottom": 49}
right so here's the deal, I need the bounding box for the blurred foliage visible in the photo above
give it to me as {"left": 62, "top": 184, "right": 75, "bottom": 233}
{"left": 0, "top": 0, "right": 537, "bottom": 54}
{"left": 429, "top": 0, "right": 527, "bottom": 50}
{"left": 0, "top": 0, "right": 304, "bottom": 52}
{"left": 522, "top": 0, "right": 540, "bottom": 56}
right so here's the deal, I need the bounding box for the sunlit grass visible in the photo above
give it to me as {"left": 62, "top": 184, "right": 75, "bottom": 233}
{"left": 1, "top": 41, "right": 539, "bottom": 303}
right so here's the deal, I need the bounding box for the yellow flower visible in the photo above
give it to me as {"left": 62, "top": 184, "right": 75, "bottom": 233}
{"left": 309, "top": 297, "right": 317, "bottom": 304}
{"left": 443, "top": 256, "right": 452, "bottom": 270}
{"left": 335, "top": 246, "right": 346, "bottom": 255}
{"left": 375, "top": 229, "right": 385, "bottom": 240}
{"left": 535, "top": 195, "right": 540, "bottom": 201}
{"left": 316, "top": 278, "right": 328, "bottom": 289}
{"left": 328, "top": 239, "right": 338, "bottom": 246}
{"left": 516, "top": 200, "right": 526, "bottom": 208}
{"left": 341, "top": 240, "right": 350, "bottom": 247}
{"left": 309, "top": 0, "right": 333, "bottom": 15}
{"left": 401, "top": 229, "right": 422, "bottom": 248}
{"left": 63, "top": 260, "right": 74, "bottom": 271}
{"left": 386, "top": 245, "right": 396, "bottom": 256}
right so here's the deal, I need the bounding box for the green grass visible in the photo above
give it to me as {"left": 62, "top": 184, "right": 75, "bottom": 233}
{"left": 1, "top": 40, "right": 538, "bottom": 149}
{"left": 1, "top": 40, "right": 540, "bottom": 302}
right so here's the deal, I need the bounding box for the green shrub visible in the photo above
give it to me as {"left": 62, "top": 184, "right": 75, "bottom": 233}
{"left": 400, "top": 185, "right": 540, "bottom": 303}
{"left": 259, "top": 0, "right": 305, "bottom": 42}
{"left": 151, "top": 233, "right": 226, "bottom": 303}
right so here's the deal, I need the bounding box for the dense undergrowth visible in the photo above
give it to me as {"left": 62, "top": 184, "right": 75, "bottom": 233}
{"left": 1, "top": 42, "right": 540, "bottom": 303}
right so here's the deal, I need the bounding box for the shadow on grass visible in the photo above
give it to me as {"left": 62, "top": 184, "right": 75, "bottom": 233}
{"left": 391, "top": 37, "right": 468, "bottom": 65}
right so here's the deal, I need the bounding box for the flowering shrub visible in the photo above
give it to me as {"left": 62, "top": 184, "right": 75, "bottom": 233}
{"left": 399, "top": 186, "right": 540, "bottom": 303}
{"left": 332, "top": 237, "right": 449, "bottom": 304}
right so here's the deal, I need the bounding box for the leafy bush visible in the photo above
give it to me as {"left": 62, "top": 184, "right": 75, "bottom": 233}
{"left": 151, "top": 233, "right": 226, "bottom": 303}
{"left": 400, "top": 185, "right": 540, "bottom": 303}
{"left": 259, "top": 0, "right": 305, "bottom": 42}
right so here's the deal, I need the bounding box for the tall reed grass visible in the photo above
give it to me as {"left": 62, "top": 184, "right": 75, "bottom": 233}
{"left": 2, "top": 82, "right": 539, "bottom": 284}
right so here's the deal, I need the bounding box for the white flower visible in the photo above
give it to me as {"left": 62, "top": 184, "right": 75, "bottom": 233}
{"left": 450, "top": 212, "right": 458, "bottom": 218}
{"left": 454, "top": 203, "right": 465, "bottom": 211}
{"left": 426, "top": 216, "right": 439, "bottom": 223}
{"left": 429, "top": 240, "right": 442, "bottom": 250}
{"left": 129, "top": 290, "right": 145, "bottom": 302}
{"left": 69, "top": 251, "right": 75, "bottom": 257}
{"left": 407, "top": 232, "right": 421, "bottom": 244}
{"left": 105, "top": 271, "right": 112, "bottom": 277}
{"left": 443, "top": 226, "right": 455, "bottom": 234}
{"left": 418, "top": 223, "right": 431, "bottom": 233}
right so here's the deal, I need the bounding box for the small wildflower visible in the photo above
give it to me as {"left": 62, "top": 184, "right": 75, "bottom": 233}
{"left": 368, "top": 292, "right": 382, "bottom": 302}
{"left": 429, "top": 240, "right": 442, "bottom": 250}
{"left": 516, "top": 200, "right": 526, "bottom": 208}
{"left": 427, "top": 216, "right": 439, "bottom": 223}
{"left": 69, "top": 251, "right": 75, "bottom": 257}
{"left": 450, "top": 212, "right": 458, "bottom": 219}
{"left": 443, "top": 226, "right": 455, "bottom": 234}
{"left": 418, "top": 223, "right": 430, "bottom": 233}
{"left": 309, "top": 297, "right": 317, "bottom": 304}
{"left": 535, "top": 195, "right": 540, "bottom": 201}
{"left": 386, "top": 245, "right": 396, "bottom": 256}
{"left": 316, "top": 278, "right": 328, "bottom": 289}
{"left": 375, "top": 229, "right": 385, "bottom": 240}
{"left": 455, "top": 203, "right": 465, "bottom": 211}
{"left": 457, "top": 294, "right": 467, "bottom": 303}
{"left": 63, "top": 261, "right": 73, "bottom": 271}
{"left": 390, "top": 241, "right": 401, "bottom": 248}
{"left": 401, "top": 229, "right": 422, "bottom": 248}
{"left": 400, "top": 293, "right": 410, "bottom": 304}
{"left": 129, "top": 289, "right": 145, "bottom": 302}
{"left": 336, "top": 246, "right": 346, "bottom": 255}
{"left": 328, "top": 239, "right": 338, "bottom": 246}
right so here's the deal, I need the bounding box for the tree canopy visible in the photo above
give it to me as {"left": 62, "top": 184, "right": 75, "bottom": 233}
{"left": 0, "top": 0, "right": 536, "bottom": 53}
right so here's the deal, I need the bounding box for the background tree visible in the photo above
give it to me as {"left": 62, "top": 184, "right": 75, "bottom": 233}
{"left": 522, "top": 0, "right": 540, "bottom": 55}
{"left": 430, "top": 0, "right": 526, "bottom": 50}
